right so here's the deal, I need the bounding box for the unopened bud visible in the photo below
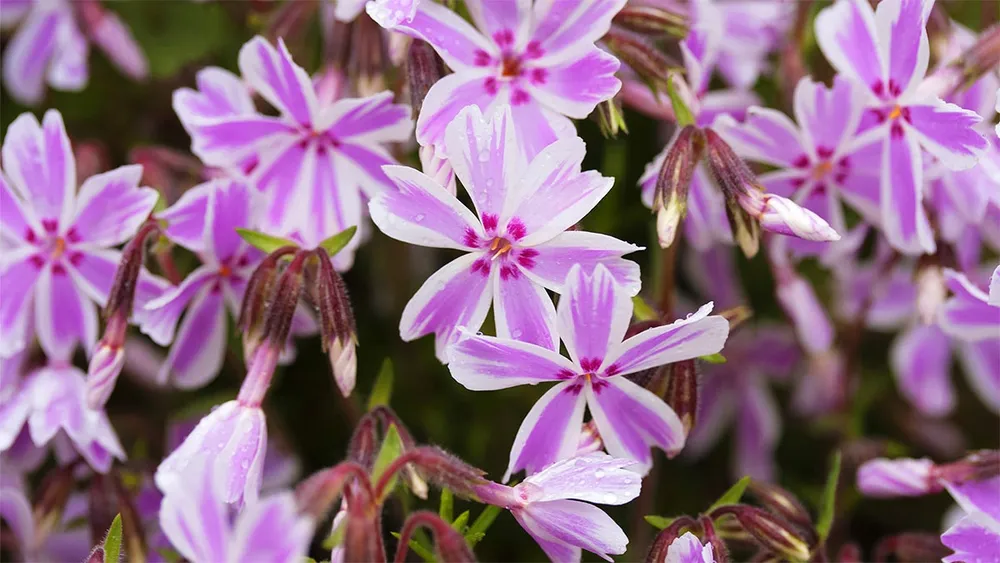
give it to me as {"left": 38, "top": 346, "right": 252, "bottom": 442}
{"left": 238, "top": 247, "right": 297, "bottom": 362}
{"left": 314, "top": 250, "right": 358, "bottom": 397}
{"left": 645, "top": 515, "right": 699, "bottom": 563}
{"left": 872, "top": 532, "right": 949, "bottom": 562}
{"left": 856, "top": 457, "right": 936, "bottom": 497}
{"left": 759, "top": 194, "right": 840, "bottom": 242}
{"left": 395, "top": 511, "right": 477, "bottom": 563}
{"left": 915, "top": 259, "right": 947, "bottom": 325}
{"left": 653, "top": 126, "right": 703, "bottom": 248}
{"left": 748, "top": 481, "right": 815, "bottom": 537}
{"left": 710, "top": 505, "right": 812, "bottom": 562}
{"left": 369, "top": 406, "right": 429, "bottom": 499}
{"left": 664, "top": 360, "right": 698, "bottom": 437}
{"left": 933, "top": 450, "right": 1000, "bottom": 485}
{"left": 347, "top": 414, "right": 379, "bottom": 468}
{"left": 86, "top": 317, "right": 127, "bottom": 409}
{"left": 950, "top": 24, "right": 1000, "bottom": 95}
{"left": 420, "top": 144, "right": 456, "bottom": 194}
{"left": 344, "top": 499, "right": 386, "bottom": 563}
{"left": 603, "top": 26, "right": 682, "bottom": 89}
{"left": 266, "top": 0, "right": 318, "bottom": 43}
{"left": 576, "top": 420, "right": 604, "bottom": 456}
{"left": 725, "top": 200, "right": 761, "bottom": 258}
{"left": 704, "top": 129, "right": 767, "bottom": 256}
{"left": 407, "top": 39, "right": 444, "bottom": 118}
{"left": 379, "top": 447, "right": 487, "bottom": 501}
{"left": 295, "top": 462, "right": 374, "bottom": 520}
{"left": 595, "top": 99, "right": 629, "bottom": 139}
{"left": 612, "top": 4, "right": 688, "bottom": 37}
{"left": 260, "top": 252, "right": 307, "bottom": 351}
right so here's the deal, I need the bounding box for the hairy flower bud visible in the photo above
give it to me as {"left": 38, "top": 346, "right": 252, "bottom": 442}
{"left": 873, "top": 533, "right": 950, "bottom": 562}
{"left": 295, "top": 462, "right": 374, "bottom": 521}
{"left": 612, "top": 4, "right": 688, "bottom": 37}
{"left": 758, "top": 194, "right": 840, "bottom": 242}
{"left": 933, "top": 450, "right": 1000, "bottom": 484}
{"left": 407, "top": 39, "right": 444, "bottom": 118}
{"left": 239, "top": 247, "right": 298, "bottom": 362}
{"left": 653, "top": 126, "right": 704, "bottom": 248}
{"left": 576, "top": 420, "right": 604, "bottom": 456}
{"left": 314, "top": 249, "right": 358, "bottom": 397}
{"left": 710, "top": 505, "right": 812, "bottom": 562}
{"left": 395, "top": 511, "right": 477, "bottom": 563}
{"left": 857, "top": 457, "right": 936, "bottom": 497}
{"left": 596, "top": 99, "right": 629, "bottom": 139}
{"left": 603, "top": 26, "right": 682, "bottom": 89}
{"left": 664, "top": 359, "right": 698, "bottom": 436}
{"left": 379, "top": 447, "right": 487, "bottom": 501}
{"left": 748, "top": 481, "right": 815, "bottom": 537}
{"left": 344, "top": 495, "right": 386, "bottom": 563}
{"left": 646, "top": 515, "right": 699, "bottom": 563}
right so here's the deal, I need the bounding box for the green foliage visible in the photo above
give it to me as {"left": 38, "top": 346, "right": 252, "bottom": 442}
{"left": 644, "top": 515, "right": 676, "bottom": 530}
{"left": 707, "top": 476, "right": 752, "bottom": 512}
{"left": 390, "top": 532, "right": 436, "bottom": 562}
{"left": 465, "top": 505, "right": 502, "bottom": 547}
{"left": 371, "top": 424, "right": 405, "bottom": 500}
{"left": 439, "top": 488, "right": 454, "bottom": 522}
{"left": 367, "top": 359, "right": 395, "bottom": 410}
{"left": 103, "top": 514, "right": 123, "bottom": 563}
{"left": 665, "top": 73, "right": 695, "bottom": 127}
{"left": 236, "top": 229, "right": 299, "bottom": 254}
{"left": 816, "top": 451, "right": 842, "bottom": 542}
{"left": 699, "top": 353, "right": 727, "bottom": 364}
{"left": 319, "top": 226, "right": 358, "bottom": 257}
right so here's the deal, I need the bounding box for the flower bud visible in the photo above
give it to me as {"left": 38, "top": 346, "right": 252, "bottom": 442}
{"left": 350, "top": 14, "right": 389, "bottom": 96}
{"left": 710, "top": 505, "right": 812, "bottom": 562}
{"left": 420, "top": 144, "right": 456, "bottom": 194}
{"left": 407, "top": 39, "right": 444, "bottom": 118}
{"left": 265, "top": 0, "right": 318, "bottom": 44}
{"left": 856, "top": 457, "right": 936, "bottom": 497}
{"left": 704, "top": 129, "right": 767, "bottom": 256}
{"left": 314, "top": 250, "right": 358, "bottom": 397}
{"left": 664, "top": 359, "right": 698, "bottom": 437}
{"left": 238, "top": 247, "right": 300, "bottom": 362}
{"left": 395, "top": 511, "right": 477, "bottom": 563}
{"left": 85, "top": 320, "right": 127, "bottom": 409}
{"left": 872, "top": 533, "right": 949, "bottom": 562}
{"left": 595, "top": 99, "right": 628, "bottom": 139}
{"left": 84, "top": 547, "right": 104, "bottom": 563}
{"left": 653, "top": 126, "right": 703, "bottom": 248}
{"left": 612, "top": 4, "right": 688, "bottom": 37}
{"left": 380, "top": 447, "right": 487, "bottom": 501}
{"left": 295, "top": 462, "right": 373, "bottom": 520}
{"left": 370, "top": 406, "right": 429, "bottom": 499}
{"left": 933, "top": 450, "right": 1000, "bottom": 484}
{"left": 344, "top": 495, "right": 386, "bottom": 563}
{"left": 747, "top": 481, "right": 815, "bottom": 536}
{"left": 758, "top": 194, "right": 840, "bottom": 242}
{"left": 645, "top": 515, "right": 699, "bottom": 563}
{"left": 576, "top": 420, "right": 604, "bottom": 456}
{"left": 603, "top": 26, "right": 682, "bottom": 89}
{"left": 915, "top": 258, "right": 947, "bottom": 325}
{"left": 836, "top": 542, "right": 863, "bottom": 562}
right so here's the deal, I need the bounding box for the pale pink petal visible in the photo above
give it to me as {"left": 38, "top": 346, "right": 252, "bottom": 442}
{"left": 157, "top": 182, "right": 212, "bottom": 252}
{"left": 587, "top": 377, "right": 686, "bottom": 470}
{"left": 508, "top": 100, "right": 576, "bottom": 161}
{"left": 141, "top": 267, "right": 216, "bottom": 346}
{"left": 521, "top": 231, "right": 641, "bottom": 295}
{"left": 63, "top": 249, "right": 120, "bottom": 307}
{"left": 906, "top": 100, "right": 988, "bottom": 170}
{"left": 990, "top": 266, "right": 1000, "bottom": 308}
{"left": 464, "top": 0, "right": 530, "bottom": 41}
{"left": 528, "top": 46, "right": 620, "bottom": 119}
{"left": 203, "top": 180, "right": 252, "bottom": 265}
{"left": 448, "top": 331, "right": 578, "bottom": 391}
{"left": 890, "top": 324, "right": 955, "bottom": 416}
{"left": 158, "top": 286, "right": 227, "bottom": 389}
{"left": 856, "top": 457, "right": 934, "bottom": 497}
{"left": 874, "top": 0, "right": 931, "bottom": 96}
{"left": 814, "top": 0, "right": 886, "bottom": 96}
{"left": 665, "top": 532, "right": 715, "bottom": 563}
{"left": 520, "top": 453, "right": 641, "bottom": 505}
{"left": 368, "top": 0, "right": 495, "bottom": 70}
{"left": 941, "top": 513, "right": 1000, "bottom": 563}
{"left": 507, "top": 137, "right": 613, "bottom": 246}
{"left": 47, "top": 14, "right": 88, "bottom": 91}
{"left": 337, "top": 142, "right": 397, "bottom": 200}
{"left": 697, "top": 89, "right": 759, "bottom": 124}
{"left": 493, "top": 266, "right": 558, "bottom": 350}
{"left": 238, "top": 36, "right": 317, "bottom": 125}
{"left": 793, "top": 75, "right": 865, "bottom": 157}
{"left": 531, "top": 0, "right": 626, "bottom": 61}
{"left": 72, "top": 165, "right": 157, "bottom": 246}
{"left": 0, "top": 257, "right": 40, "bottom": 357}
{"left": 516, "top": 499, "right": 628, "bottom": 561}
{"left": 188, "top": 116, "right": 294, "bottom": 170}
{"left": 734, "top": 383, "right": 780, "bottom": 482}
{"left": 605, "top": 303, "right": 729, "bottom": 377}
{"left": 415, "top": 73, "right": 497, "bottom": 151}
{"left": 957, "top": 339, "right": 1000, "bottom": 414}
{"left": 370, "top": 165, "right": 484, "bottom": 250}
{"left": 158, "top": 457, "right": 230, "bottom": 563}
{"left": 880, "top": 128, "right": 935, "bottom": 255}
{"left": 711, "top": 108, "right": 806, "bottom": 168}
{"left": 229, "top": 492, "right": 315, "bottom": 563}
{"left": 34, "top": 265, "right": 97, "bottom": 360}
{"left": 939, "top": 269, "right": 998, "bottom": 342}
{"left": 443, "top": 105, "right": 522, "bottom": 222}
{"left": 506, "top": 380, "right": 587, "bottom": 479}
{"left": 90, "top": 9, "right": 148, "bottom": 80}
{"left": 2, "top": 110, "right": 76, "bottom": 228}
{"left": 327, "top": 91, "right": 412, "bottom": 144}
{"left": 173, "top": 67, "right": 255, "bottom": 129}
{"left": 0, "top": 174, "right": 39, "bottom": 245}
{"left": 556, "top": 264, "right": 632, "bottom": 369}
{"left": 399, "top": 253, "right": 494, "bottom": 361}
{"left": 1, "top": 4, "right": 61, "bottom": 105}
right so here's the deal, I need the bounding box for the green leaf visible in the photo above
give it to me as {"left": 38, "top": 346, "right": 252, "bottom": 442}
{"left": 699, "top": 353, "right": 727, "bottom": 364}
{"left": 320, "top": 521, "right": 345, "bottom": 550}
{"left": 236, "top": 228, "right": 298, "bottom": 254}
{"left": 318, "top": 226, "right": 358, "bottom": 257}
{"left": 707, "top": 476, "right": 751, "bottom": 513}
{"left": 390, "top": 532, "right": 436, "bottom": 562}
{"left": 439, "top": 488, "right": 454, "bottom": 522}
{"left": 465, "top": 505, "right": 502, "bottom": 547}
{"left": 367, "top": 359, "right": 395, "bottom": 410}
{"left": 451, "top": 510, "right": 470, "bottom": 532}
{"left": 103, "top": 514, "right": 123, "bottom": 563}
{"left": 632, "top": 296, "right": 659, "bottom": 322}
{"left": 665, "top": 73, "right": 696, "bottom": 127}
{"left": 816, "top": 451, "right": 842, "bottom": 542}
{"left": 371, "top": 424, "right": 405, "bottom": 500}
{"left": 644, "top": 515, "right": 676, "bottom": 530}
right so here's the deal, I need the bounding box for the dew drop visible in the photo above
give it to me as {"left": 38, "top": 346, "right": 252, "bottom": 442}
{"left": 595, "top": 469, "right": 605, "bottom": 479}
{"left": 414, "top": 213, "right": 426, "bottom": 222}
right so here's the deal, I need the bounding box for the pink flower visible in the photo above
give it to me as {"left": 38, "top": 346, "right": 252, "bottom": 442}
{"left": 0, "top": 110, "right": 163, "bottom": 361}
{"left": 370, "top": 105, "right": 641, "bottom": 360}
{"left": 665, "top": 532, "right": 716, "bottom": 563}
{"left": 367, "top": 0, "right": 623, "bottom": 159}
{"left": 449, "top": 264, "right": 729, "bottom": 477}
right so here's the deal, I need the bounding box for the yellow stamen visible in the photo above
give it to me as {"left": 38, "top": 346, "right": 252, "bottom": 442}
{"left": 812, "top": 160, "right": 833, "bottom": 180}
{"left": 489, "top": 237, "right": 513, "bottom": 260}
{"left": 219, "top": 264, "right": 232, "bottom": 277}
{"left": 888, "top": 105, "right": 902, "bottom": 120}
{"left": 50, "top": 237, "right": 66, "bottom": 260}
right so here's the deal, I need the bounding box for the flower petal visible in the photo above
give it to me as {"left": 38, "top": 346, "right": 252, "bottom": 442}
{"left": 158, "top": 285, "right": 227, "bottom": 389}
{"left": 1, "top": 5, "right": 61, "bottom": 105}
{"left": 47, "top": 14, "right": 88, "bottom": 91}
{"left": 229, "top": 493, "right": 315, "bottom": 563}
{"left": 238, "top": 36, "right": 317, "bottom": 126}
{"left": 2, "top": 110, "right": 76, "bottom": 228}
{"left": 506, "top": 380, "right": 587, "bottom": 479}
{"left": 415, "top": 73, "right": 496, "bottom": 151}
{"left": 665, "top": 532, "right": 715, "bottom": 563}
{"left": 521, "top": 452, "right": 641, "bottom": 505}
{"left": 327, "top": 91, "right": 412, "bottom": 144}
{"left": 493, "top": 265, "right": 557, "bottom": 350}
{"left": 515, "top": 499, "right": 628, "bottom": 562}
{"left": 814, "top": 0, "right": 885, "bottom": 96}
{"left": 711, "top": 108, "right": 806, "bottom": 168}
{"left": 63, "top": 249, "right": 120, "bottom": 307}
{"left": 158, "top": 457, "right": 230, "bottom": 563}
{"left": 204, "top": 180, "right": 252, "bottom": 265}
{"left": 531, "top": 0, "right": 626, "bottom": 62}
{"left": 906, "top": 100, "right": 988, "bottom": 171}
{"left": 587, "top": 377, "right": 686, "bottom": 470}
{"left": 0, "top": 257, "right": 40, "bottom": 357}
{"left": 141, "top": 267, "right": 216, "bottom": 346}
{"left": 508, "top": 100, "right": 576, "bottom": 161}
{"left": 734, "top": 383, "right": 780, "bottom": 482}
{"left": 173, "top": 67, "right": 255, "bottom": 128}
{"left": 448, "top": 331, "right": 578, "bottom": 391}
{"left": 369, "top": 0, "right": 495, "bottom": 70}
{"left": 957, "top": 339, "right": 1000, "bottom": 414}
{"left": 370, "top": 165, "right": 484, "bottom": 250}
{"left": 400, "top": 253, "right": 494, "bottom": 361}
{"left": 521, "top": 231, "right": 641, "bottom": 295}
{"left": 528, "top": 45, "right": 620, "bottom": 120}
{"left": 464, "top": 0, "right": 530, "bottom": 41}
{"left": 880, "top": 128, "right": 935, "bottom": 255}
{"left": 606, "top": 303, "right": 729, "bottom": 376}
{"left": 556, "top": 264, "right": 632, "bottom": 369}
{"left": 890, "top": 324, "right": 955, "bottom": 416}
{"left": 939, "top": 269, "right": 998, "bottom": 342}
{"left": 507, "top": 137, "right": 613, "bottom": 246}
{"left": 34, "top": 264, "right": 97, "bottom": 360}
{"left": 793, "top": 75, "right": 865, "bottom": 157}
{"left": 188, "top": 116, "right": 294, "bottom": 171}
{"left": 337, "top": 142, "right": 398, "bottom": 199}
{"left": 941, "top": 513, "right": 1000, "bottom": 563}
{"left": 157, "top": 181, "right": 213, "bottom": 252}
{"left": 0, "top": 173, "right": 39, "bottom": 245}
{"left": 874, "top": 0, "right": 931, "bottom": 96}
{"left": 72, "top": 165, "right": 157, "bottom": 247}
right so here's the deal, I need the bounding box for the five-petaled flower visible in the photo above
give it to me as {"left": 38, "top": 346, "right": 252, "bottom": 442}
{"left": 0, "top": 110, "right": 162, "bottom": 361}
{"left": 370, "top": 105, "right": 641, "bottom": 360}
{"left": 449, "top": 264, "right": 729, "bottom": 478}
{"left": 815, "top": 0, "right": 988, "bottom": 254}
{"left": 367, "top": 0, "right": 623, "bottom": 160}
{"left": 173, "top": 36, "right": 412, "bottom": 270}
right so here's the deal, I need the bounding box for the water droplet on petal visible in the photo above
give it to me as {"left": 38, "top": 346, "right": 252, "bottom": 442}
{"left": 595, "top": 469, "right": 605, "bottom": 479}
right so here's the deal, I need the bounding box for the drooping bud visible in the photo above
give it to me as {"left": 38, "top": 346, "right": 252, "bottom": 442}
{"left": 576, "top": 420, "right": 604, "bottom": 456}
{"left": 747, "top": 481, "right": 815, "bottom": 537}
{"left": 664, "top": 359, "right": 698, "bottom": 436}
{"left": 602, "top": 26, "right": 682, "bottom": 89}
{"left": 370, "top": 406, "right": 429, "bottom": 499}
{"left": 295, "top": 462, "right": 374, "bottom": 521}
{"left": 265, "top": 0, "right": 318, "bottom": 44}
{"left": 872, "top": 533, "right": 950, "bottom": 562}
{"left": 703, "top": 129, "right": 765, "bottom": 256}
{"left": 699, "top": 515, "right": 730, "bottom": 563}
{"left": 709, "top": 505, "right": 812, "bottom": 562}
{"left": 377, "top": 447, "right": 487, "bottom": 501}
{"left": 927, "top": 24, "right": 1000, "bottom": 97}
{"left": 238, "top": 246, "right": 298, "bottom": 362}
{"left": 612, "top": 4, "right": 688, "bottom": 38}
{"left": 856, "top": 457, "right": 937, "bottom": 498}
{"left": 350, "top": 14, "right": 389, "bottom": 96}
{"left": 395, "top": 511, "right": 477, "bottom": 563}
{"left": 653, "top": 126, "right": 704, "bottom": 248}
{"left": 595, "top": 98, "right": 629, "bottom": 139}
{"left": 343, "top": 491, "right": 386, "bottom": 563}
{"left": 314, "top": 249, "right": 358, "bottom": 397}
{"left": 86, "top": 222, "right": 160, "bottom": 408}
{"left": 645, "top": 515, "right": 699, "bottom": 563}
{"left": 914, "top": 257, "right": 947, "bottom": 325}
{"left": 758, "top": 194, "right": 840, "bottom": 242}
{"left": 933, "top": 450, "right": 1000, "bottom": 485}
{"left": 407, "top": 39, "right": 444, "bottom": 118}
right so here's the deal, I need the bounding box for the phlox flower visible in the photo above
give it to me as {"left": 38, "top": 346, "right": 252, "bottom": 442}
{"left": 665, "top": 532, "right": 715, "bottom": 563}
{"left": 173, "top": 36, "right": 412, "bottom": 270}
{"left": 1, "top": 0, "right": 148, "bottom": 105}
{"left": 370, "top": 105, "right": 641, "bottom": 359}
{"left": 449, "top": 264, "right": 729, "bottom": 477}
{"left": 0, "top": 362, "right": 124, "bottom": 473}
{"left": 159, "top": 456, "right": 314, "bottom": 563}
{"left": 938, "top": 267, "right": 1000, "bottom": 343}
{"left": 474, "top": 453, "right": 641, "bottom": 562}
{"left": 815, "top": 0, "right": 989, "bottom": 255}
{"left": 0, "top": 110, "right": 162, "bottom": 360}
{"left": 712, "top": 76, "right": 883, "bottom": 257}
{"left": 367, "top": 0, "right": 623, "bottom": 159}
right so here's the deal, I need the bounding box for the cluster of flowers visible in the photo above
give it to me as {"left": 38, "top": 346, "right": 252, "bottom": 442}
{"left": 1, "top": 0, "right": 998, "bottom": 560}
